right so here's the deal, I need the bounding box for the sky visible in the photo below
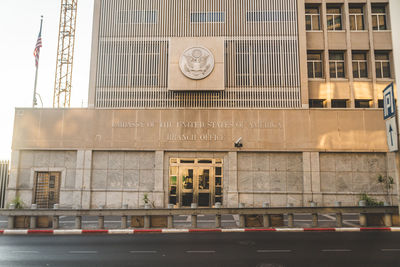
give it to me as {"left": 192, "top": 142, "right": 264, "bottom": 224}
{"left": 0, "top": 0, "right": 94, "bottom": 160}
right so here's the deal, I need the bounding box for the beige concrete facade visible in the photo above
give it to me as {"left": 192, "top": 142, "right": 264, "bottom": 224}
{"left": 7, "top": 0, "right": 399, "bottom": 209}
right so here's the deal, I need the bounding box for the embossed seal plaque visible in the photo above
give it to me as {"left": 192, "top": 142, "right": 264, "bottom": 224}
{"left": 179, "top": 46, "right": 215, "bottom": 80}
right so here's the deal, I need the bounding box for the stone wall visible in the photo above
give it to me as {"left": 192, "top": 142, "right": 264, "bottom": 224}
{"left": 237, "top": 152, "right": 304, "bottom": 207}
{"left": 12, "top": 150, "right": 77, "bottom": 207}
{"left": 7, "top": 150, "right": 397, "bottom": 209}
{"left": 319, "top": 152, "right": 397, "bottom": 206}
{"left": 91, "top": 151, "right": 156, "bottom": 208}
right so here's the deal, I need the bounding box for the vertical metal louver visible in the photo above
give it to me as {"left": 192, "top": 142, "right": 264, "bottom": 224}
{"left": 95, "top": 0, "right": 301, "bottom": 109}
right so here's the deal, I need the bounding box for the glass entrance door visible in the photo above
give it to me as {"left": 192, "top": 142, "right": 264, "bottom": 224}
{"left": 179, "top": 167, "right": 212, "bottom": 207}
{"left": 170, "top": 158, "right": 223, "bottom": 208}
{"left": 180, "top": 168, "right": 194, "bottom": 207}
{"left": 197, "top": 168, "right": 211, "bottom": 207}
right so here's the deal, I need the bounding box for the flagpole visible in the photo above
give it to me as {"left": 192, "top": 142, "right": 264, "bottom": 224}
{"left": 32, "top": 16, "right": 43, "bottom": 108}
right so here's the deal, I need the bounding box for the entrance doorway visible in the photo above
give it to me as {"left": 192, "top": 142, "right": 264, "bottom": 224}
{"left": 169, "top": 159, "right": 223, "bottom": 207}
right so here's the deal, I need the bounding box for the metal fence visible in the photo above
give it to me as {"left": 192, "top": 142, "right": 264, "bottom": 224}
{"left": 0, "top": 161, "right": 9, "bottom": 209}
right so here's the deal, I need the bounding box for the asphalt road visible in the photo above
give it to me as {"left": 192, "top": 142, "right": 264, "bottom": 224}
{"left": 1, "top": 232, "right": 400, "bottom": 267}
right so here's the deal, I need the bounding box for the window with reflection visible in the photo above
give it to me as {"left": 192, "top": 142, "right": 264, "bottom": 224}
{"left": 305, "top": 5, "right": 321, "bottom": 31}
{"left": 327, "top": 5, "right": 342, "bottom": 31}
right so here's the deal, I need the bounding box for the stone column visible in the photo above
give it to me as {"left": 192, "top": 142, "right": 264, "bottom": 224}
{"left": 303, "top": 152, "right": 322, "bottom": 205}
{"left": 5, "top": 150, "right": 20, "bottom": 205}
{"left": 154, "top": 151, "right": 164, "bottom": 207}
{"left": 227, "top": 152, "right": 239, "bottom": 207}
{"left": 73, "top": 150, "right": 92, "bottom": 209}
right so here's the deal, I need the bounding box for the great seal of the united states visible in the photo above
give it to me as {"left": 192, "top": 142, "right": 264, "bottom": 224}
{"left": 179, "top": 46, "right": 215, "bottom": 80}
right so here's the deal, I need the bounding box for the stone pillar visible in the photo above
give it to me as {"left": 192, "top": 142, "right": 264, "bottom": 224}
{"left": 73, "top": 150, "right": 92, "bottom": 209}
{"left": 303, "top": 152, "right": 322, "bottom": 205}
{"left": 310, "top": 152, "right": 322, "bottom": 204}
{"left": 5, "top": 150, "right": 20, "bottom": 204}
{"left": 154, "top": 151, "right": 164, "bottom": 207}
{"left": 227, "top": 152, "right": 239, "bottom": 208}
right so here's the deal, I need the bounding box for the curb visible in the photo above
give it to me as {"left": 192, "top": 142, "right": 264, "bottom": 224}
{"left": 0, "top": 227, "right": 399, "bottom": 235}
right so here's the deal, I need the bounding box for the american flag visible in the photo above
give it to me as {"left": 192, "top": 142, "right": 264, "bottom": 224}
{"left": 33, "top": 19, "right": 43, "bottom": 68}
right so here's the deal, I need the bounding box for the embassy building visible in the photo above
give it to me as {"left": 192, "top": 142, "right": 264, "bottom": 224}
{"left": 7, "top": 0, "right": 398, "bottom": 209}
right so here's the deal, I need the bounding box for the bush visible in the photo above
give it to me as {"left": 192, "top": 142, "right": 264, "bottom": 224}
{"left": 359, "top": 193, "right": 384, "bottom": 207}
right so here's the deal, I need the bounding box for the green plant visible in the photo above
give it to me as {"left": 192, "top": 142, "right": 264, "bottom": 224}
{"left": 142, "top": 194, "right": 156, "bottom": 208}
{"left": 10, "top": 195, "right": 25, "bottom": 209}
{"left": 378, "top": 174, "right": 395, "bottom": 205}
{"left": 143, "top": 193, "right": 150, "bottom": 204}
{"left": 359, "top": 193, "right": 384, "bottom": 207}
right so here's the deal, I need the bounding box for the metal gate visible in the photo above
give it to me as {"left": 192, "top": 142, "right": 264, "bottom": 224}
{"left": 0, "top": 161, "right": 9, "bottom": 209}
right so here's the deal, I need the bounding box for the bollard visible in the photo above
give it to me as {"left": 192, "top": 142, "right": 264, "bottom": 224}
{"left": 98, "top": 216, "right": 105, "bottom": 229}
{"left": 215, "top": 214, "right": 222, "bottom": 228}
{"left": 310, "top": 202, "right": 318, "bottom": 228}
{"left": 8, "top": 216, "right": 15, "bottom": 229}
{"left": 239, "top": 203, "right": 245, "bottom": 228}
{"left": 384, "top": 213, "right": 393, "bottom": 227}
{"left": 121, "top": 216, "right": 128, "bottom": 229}
{"left": 287, "top": 203, "right": 294, "bottom": 228}
{"left": 144, "top": 215, "right": 151, "bottom": 228}
{"left": 53, "top": 216, "right": 60, "bottom": 229}
{"left": 30, "top": 204, "right": 37, "bottom": 229}
{"left": 75, "top": 216, "right": 82, "bottom": 229}
{"left": 288, "top": 214, "right": 294, "bottom": 228}
{"left": 262, "top": 202, "right": 270, "bottom": 228}
{"left": 358, "top": 201, "right": 367, "bottom": 227}
{"left": 167, "top": 204, "right": 174, "bottom": 228}
{"left": 168, "top": 215, "right": 174, "bottom": 229}
{"left": 312, "top": 213, "right": 318, "bottom": 228}
{"left": 335, "top": 201, "right": 342, "bottom": 228}
{"left": 359, "top": 214, "right": 367, "bottom": 227}
{"left": 191, "top": 215, "right": 197, "bottom": 228}
{"left": 263, "top": 214, "right": 271, "bottom": 228}
{"left": 8, "top": 203, "right": 15, "bottom": 229}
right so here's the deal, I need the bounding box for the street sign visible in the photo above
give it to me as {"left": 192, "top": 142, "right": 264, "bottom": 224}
{"left": 383, "top": 83, "right": 396, "bottom": 120}
{"left": 386, "top": 117, "right": 398, "bottom": 152}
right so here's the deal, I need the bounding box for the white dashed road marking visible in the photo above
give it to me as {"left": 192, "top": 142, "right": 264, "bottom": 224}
{"left": 257, "top": 250, "right": 292, "bottom": 253}
{"left": 68, "top": 251, "right": 98, "bottom": 254}
{"left": 381, "top": 249, "right": 400, "bottom": 252}
{"left": 129, "top": 251, "right": 158, "bottom": 254}
{"left": 186, "top": 251, "right": 216, "bottom": 253}
{"left": 321, "top": 249, "right": 352, "bottom": 252}
{"left": 12, "top": 251, "right": 39, "bottom": 254}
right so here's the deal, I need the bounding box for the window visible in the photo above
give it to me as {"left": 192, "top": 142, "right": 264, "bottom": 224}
{"left": 307, "top": 51, "right": 323, "bottom": 78}
{"left": 378, "top": 99, "right": 384, "bottom": 108}
{"left": 329, "top": 52, "right": 345, "bottom": 78}
{"left": 375, "top": 52, "right": 391, "bottom": 78}
{"left": 331, "top": 99, "right": 348, "bottom": 108}
{"left": 246, "top": 11, "right": 295, "bottom": 22}
{"left": 34, "top": 172, "right": 61, "bottom": 209}
{"left": 352, "top": 52, "right": 368, "bottom": 78}
{"left": 119, "top": 10, "right": 158, "bottom": 24}
{"left": 309, "top": 99, "right": 326, "bottom": 108}
{"left": 349, "top": 4, "right": 365, "bottom": 31}
{"left": 305, "top": 5, "right": 321, "bottom": 30}
{"left": 327, "top": 5, "right": 342, "bottom": 31}
{"left": 191, "top": 12, "right": 225, "bottom": 23}
{"left": 372, "top": 4, "right": 387, "bottom": 30}
{"left": 355, "top": 100, "right": 371, "bottom": 108}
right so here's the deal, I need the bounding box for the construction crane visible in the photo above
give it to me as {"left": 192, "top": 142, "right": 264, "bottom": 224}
{"left": 53, "top": 0, "right": 78, "bottom": 108}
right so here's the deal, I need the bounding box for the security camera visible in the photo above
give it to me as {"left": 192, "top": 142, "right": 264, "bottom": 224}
{"left": 234, "top": 137, "right": 243, "bottom": 148}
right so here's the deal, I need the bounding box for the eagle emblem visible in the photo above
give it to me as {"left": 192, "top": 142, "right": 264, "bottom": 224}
{"left": 179, "top": 47, "right": 215, "bottom": 80}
